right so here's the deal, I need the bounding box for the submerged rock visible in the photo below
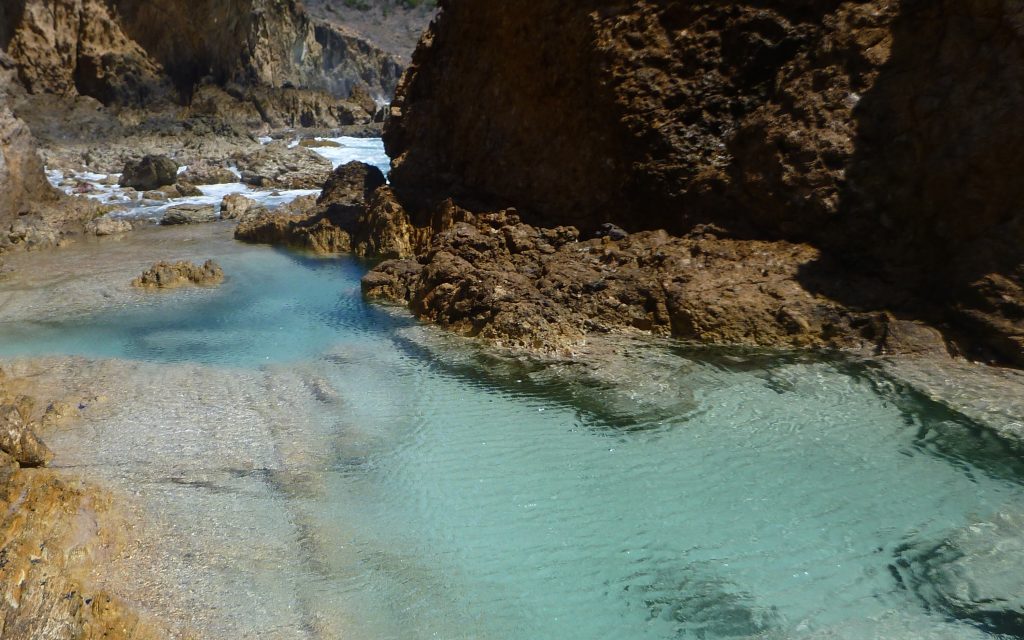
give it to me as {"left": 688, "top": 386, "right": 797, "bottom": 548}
{"left": 131, "top": 259, "right": 224, "bottom": 289}
{"left": 160, "top": 204, "right": 218, "bottom": 225}
{"left": 85, "top": 214, "right": 132, "bottom": 236}
{"left": 893, "top": 510, "right": 1024, "bottom": 637}
{"left": 119, "top": 154, "right": 179, "bottom": 191}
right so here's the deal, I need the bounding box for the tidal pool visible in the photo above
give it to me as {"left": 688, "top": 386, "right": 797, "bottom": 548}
{"left": 0, "top": 226, "right": 1021, "bottom": 639}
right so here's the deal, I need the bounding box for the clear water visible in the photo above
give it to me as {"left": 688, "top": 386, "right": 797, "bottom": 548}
{"left": 1, "top": 234, "right": 1022, "bottom": 639}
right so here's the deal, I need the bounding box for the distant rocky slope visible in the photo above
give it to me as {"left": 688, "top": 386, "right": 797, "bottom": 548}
{"left": 1, "top": 0, "right": 402, "bottom": 114}
{"left": 304, "top": 0, "right": 438, "bottom": 63}
{"left": 375, "top": 0, "right": 1024, "bottom": 365}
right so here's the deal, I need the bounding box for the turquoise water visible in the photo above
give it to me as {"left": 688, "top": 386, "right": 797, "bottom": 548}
{"left": 2, "top": 239, "right": 1022, "bottom": 639}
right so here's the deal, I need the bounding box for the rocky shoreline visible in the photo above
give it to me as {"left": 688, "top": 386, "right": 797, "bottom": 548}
{"left": 0, "top": 0, "right": 1023, "bottom": 637}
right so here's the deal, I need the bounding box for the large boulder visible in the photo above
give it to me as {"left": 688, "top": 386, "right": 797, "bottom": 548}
{"left": 119, "top": 154, "right": 179, "bottom": 191}
{"left": 382, "top": 0, "right": 1024, "bottom": 364}
{"left": 319, "top": 160, "right": 387, "bottom": 211}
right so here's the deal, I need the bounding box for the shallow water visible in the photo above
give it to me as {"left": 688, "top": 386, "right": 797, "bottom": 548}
{"left": 0, "top": 228, "right": 1022, "bottom": 639}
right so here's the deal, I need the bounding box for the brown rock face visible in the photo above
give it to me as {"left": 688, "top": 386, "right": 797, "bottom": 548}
{"left": 3, "top": 0, "right": 171, "bottom": 104}
{"left": 384, "top": 0, "right": 1024, "bottom": 364}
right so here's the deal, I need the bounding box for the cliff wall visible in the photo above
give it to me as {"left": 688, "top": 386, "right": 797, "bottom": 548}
{"left": 381, "top": 0, "right": 1024, "bottom": 364}
{"left": 0, "top": 0, "right": 402, "bottom": 107}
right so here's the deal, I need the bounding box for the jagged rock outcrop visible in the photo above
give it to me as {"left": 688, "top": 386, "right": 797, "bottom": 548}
{"left": 382, "top": 0, "right": 1024, "bottom": 364}
{"left": 235, "top": 161, "right": 388, "bottom": 253}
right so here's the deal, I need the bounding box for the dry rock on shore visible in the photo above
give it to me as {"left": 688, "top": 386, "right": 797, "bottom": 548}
{"left": 362, "top": 209, "right": 950, "bottom": 357}
{"left": 131, "top": 259, "right": 224, "bottom": 288}
{"left": 0, "top": 395, "right": 53, "bottom": 467}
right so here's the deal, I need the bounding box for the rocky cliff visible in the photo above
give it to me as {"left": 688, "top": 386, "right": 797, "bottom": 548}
{"left": 380, "top": 0, "right": 1024, "bottom": 365}
{"left": 0, "top": 106, "right": 59, "bottom": 223}
{"left": 1, "top": 0, "right": 402, "bottom": 111}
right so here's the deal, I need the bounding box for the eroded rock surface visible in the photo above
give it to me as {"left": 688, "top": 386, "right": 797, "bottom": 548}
{"left": 131, "top": 259, "right": 224, "bottom": 288}
{"left": 3, "top": 0, "right": 401, "bottom": 113}
{"left": 363, "top": 209, "right": 949, "bottom": 357}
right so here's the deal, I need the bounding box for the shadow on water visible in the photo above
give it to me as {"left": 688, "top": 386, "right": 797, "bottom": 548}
{"left": 622, "top": 563, "right": 782, "bottom": 639}
{"left": 838, "top": 360, "right": 1024, "bottom": 488}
